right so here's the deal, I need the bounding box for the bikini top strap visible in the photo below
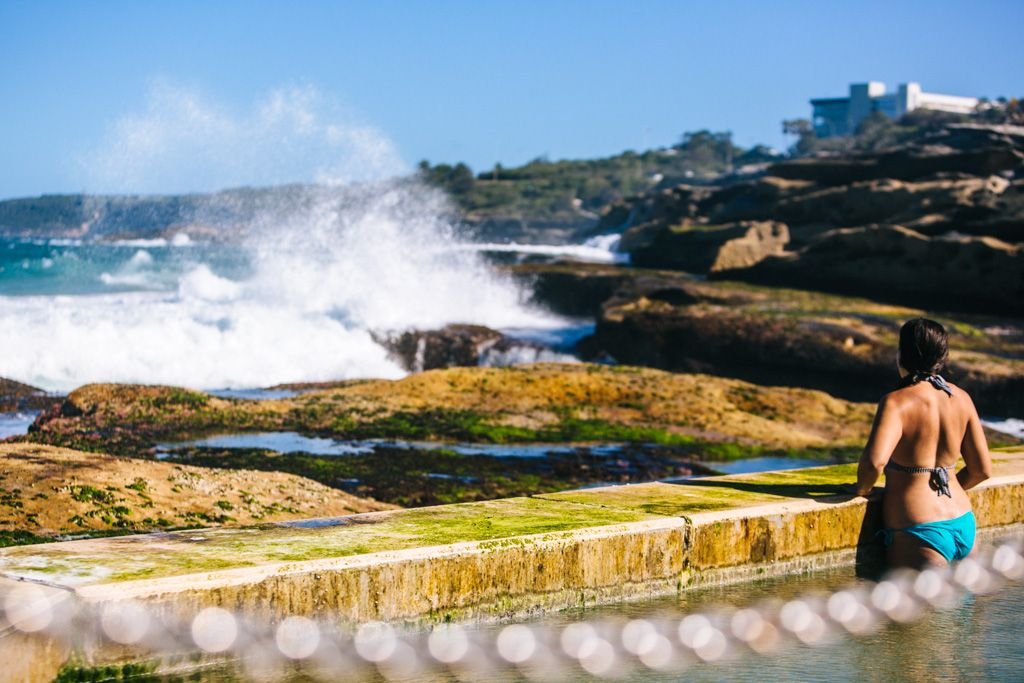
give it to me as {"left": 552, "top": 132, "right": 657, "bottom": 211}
{"left": 884, "top": 461, "right": 953, "bottom": 474}
{"left": 904, "top": 372, "right": 953, "bottom": 397}
{"left": 884, "top": 460, "right": 954, "bottom": 498}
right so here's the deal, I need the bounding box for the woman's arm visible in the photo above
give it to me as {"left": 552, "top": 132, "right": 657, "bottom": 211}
{"left": 855, "top": 395, "right": 902, "bottom": 496}
{"left": 958, "top": 394, "right": 992, "bottom": 491}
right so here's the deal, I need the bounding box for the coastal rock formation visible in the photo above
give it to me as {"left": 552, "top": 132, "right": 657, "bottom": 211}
{"left": 0, "top": 377, "right": 59, "bottom": 412}
{"left": 583, "top": 271, "right": 1024, "bottom": 415}
{"left": 502, "top": 262, "right": 1024, "bottom": 416}
{"left": 766, "top": 144, "right": 1022, "bottom": 185}
{"left": 377, "top": 324, "right": 505, "bottom": 372}
{"left": 599, "top": 184, "right": 714, "bottom": 234}
{"left": 624, "top": 221, "right": 789, "bottom": 272}
{"left": 731, "top": 225, "right": 1024, "bottom": 316}
{"left": 0, "top": 442, "right": 394, "bottom": 538}
{"left": 754, "top": 176, "right": 1010, "bottom": 233}
{"left": 589, "top": 123, "right": 1024, "bottom": 319}
{"left": 23, "top": 364, "right": 878, "bottom": 457}
{"left": 508, "top": 262, "right": 666, "bottom": 317}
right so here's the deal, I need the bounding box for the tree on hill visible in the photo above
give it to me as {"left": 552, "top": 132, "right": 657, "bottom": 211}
{"left": 418, "top": 161, "right": 475, "bottom": 195}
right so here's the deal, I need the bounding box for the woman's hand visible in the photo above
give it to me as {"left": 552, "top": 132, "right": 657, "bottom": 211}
{"left": 841, "top": 483, "right": 873, "bottom": 497}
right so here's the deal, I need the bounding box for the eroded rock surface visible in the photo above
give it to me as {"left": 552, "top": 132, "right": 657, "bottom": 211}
{"left": 591, "top": 123, "right": 1023, "bottom": 317}
{"left": 623, "top": 221, "right": 790, "bottom": 272}
{"left": 22, "top": 364, "right": 878, "bottom": 457}
{"left": 729, "top": 225, "right": 1023, "bottom": 316}
{"left": 507, "top": 262, "right": 1024, "bottom": 415}
{"left": 0, "top": 442, "right": 394, "bottom": 538}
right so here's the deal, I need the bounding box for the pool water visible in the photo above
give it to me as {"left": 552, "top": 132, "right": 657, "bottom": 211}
{"left": 117, "top": 563, "right": 1024, "bottom": 682}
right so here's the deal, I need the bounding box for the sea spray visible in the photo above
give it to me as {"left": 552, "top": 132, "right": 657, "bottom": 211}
{"left": 0, "top": 86, "right": 563, "bottom": 391}
{"left": 0, "top": 182, "right": 562, "bottom": 392}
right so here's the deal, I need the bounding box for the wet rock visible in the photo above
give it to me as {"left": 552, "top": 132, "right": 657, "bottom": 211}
{"left": 377, "top": 324, "right": 506, "bottom": 372}
{"left": 506, "top": 262, "right": 658, "bottom": 317}
{"left": 626, "top": 220, "right": 789, "bottom": 272}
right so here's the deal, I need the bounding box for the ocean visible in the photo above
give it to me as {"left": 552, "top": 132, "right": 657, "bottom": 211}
{"left": 0, "top": 186, "right": 616, "bottom": 393}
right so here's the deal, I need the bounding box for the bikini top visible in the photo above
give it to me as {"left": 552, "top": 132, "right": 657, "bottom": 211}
{"left": 884, "top": 460, "right": 954, "bottom": 498}
{"left": 885, "top": 371, "right": 955, "bottom": 497}
{"left": 899, "top": 371, "right": 953, "bottom": 397}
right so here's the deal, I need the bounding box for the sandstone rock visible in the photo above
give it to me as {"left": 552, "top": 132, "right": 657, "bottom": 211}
{"left": 0, "top": 442, "right": 394, "bottom": 536}
{"left": 587, "top": 279, "right": 1024, "bottom": 415}
{"left": 767, "top": 145, "right": 1023, "bottom": 186}
{"left": 597, "top": 184, "right": 713, "bottom": 234}
{"left": 766, "top": 175, "right": 1010, "bottom": 229}
{"left": 731, "top": 225, "right": 1024, "bottom": 317}
{"left": 626, "top": 221, "right": 790, "bottom": 273}
{"left": 701, "top": 176, "right": 815, "bottom": 224}
{"left": 592, "top": 299, "right": 894, "bottom": 402}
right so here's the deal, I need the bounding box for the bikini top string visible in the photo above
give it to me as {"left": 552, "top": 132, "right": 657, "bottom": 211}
{"left": 900, "top": 371, "right": 954, "bottom": 397}
{"left": 885, "top": 460, "right": 954, "bottom": 498}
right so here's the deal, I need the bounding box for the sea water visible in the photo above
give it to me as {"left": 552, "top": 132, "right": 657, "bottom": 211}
{"left": 0, "top": 183, "right": 603, "bottom": 393}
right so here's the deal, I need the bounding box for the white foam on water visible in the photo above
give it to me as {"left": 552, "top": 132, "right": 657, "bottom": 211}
{"left": 983, "top": 417, "right": 1024, "bottom": 440}
{"left": 0, "top": 85, "right": 565, "bottom": 392}
{"left": 98, "top": 249, "right": 159, "bottom": 288}
{"left": 110, "top": 238, "right": 170, "bottom": 248}
{"left": 457, "top": 233, "right": 628, "bottom": 264}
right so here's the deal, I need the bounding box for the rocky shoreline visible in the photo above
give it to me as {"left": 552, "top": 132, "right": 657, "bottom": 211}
{"left": 595, "top": 123, "right": 1023, "bottom": 316}
{"left": 2, "top": 121, "right": 1022, "bottom": 546}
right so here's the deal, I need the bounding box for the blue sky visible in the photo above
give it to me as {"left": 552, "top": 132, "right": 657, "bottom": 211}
{"left": 1, "top": 0, "right": 1021, "bottom": 198}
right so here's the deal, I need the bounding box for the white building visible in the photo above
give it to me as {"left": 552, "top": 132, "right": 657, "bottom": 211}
{"left": 811, "top": 82, "right": 978, "bottom": 137}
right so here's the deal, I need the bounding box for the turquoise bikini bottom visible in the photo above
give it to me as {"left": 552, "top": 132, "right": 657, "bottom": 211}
{"left": 878, "top": 510, "right": 977, "bottom": 563}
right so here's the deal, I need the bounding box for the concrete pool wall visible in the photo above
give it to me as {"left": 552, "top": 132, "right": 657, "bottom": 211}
{"left": 2, "top": 453, "right": 1023, "bottom": 631}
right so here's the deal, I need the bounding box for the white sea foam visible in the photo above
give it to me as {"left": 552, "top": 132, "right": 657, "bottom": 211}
{"left": 98, "top": 249, "right": 158, "bottom": 287}
{"left": 983, "top": 417, "right": 1024, "bottom": 440}
{"left": 110, "top": 238, "right": 168, "bottom": 248}
{"left": 458, "top": 234, "right": 628, "bottom": 264}
{"left": 2, "top": 189, "right": 563, "bottom": 391}
{"left": 0, "top": 86, "right": 564, "bottom": 392}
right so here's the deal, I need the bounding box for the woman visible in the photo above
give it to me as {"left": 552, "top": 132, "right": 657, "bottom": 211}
{"left": 854, "top": 318, "right": 992, "bottom": 568}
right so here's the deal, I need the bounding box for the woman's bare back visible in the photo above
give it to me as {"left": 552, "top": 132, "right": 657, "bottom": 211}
{"left": 855, "top": 378, "right": 992, "bottom": 567}
{"left": 880, "top": 381, "right": 974, "bottom": 528}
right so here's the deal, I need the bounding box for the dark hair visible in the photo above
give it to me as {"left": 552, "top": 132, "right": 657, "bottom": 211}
{"left": 898, "top": 318, "right": 949, "bottom": 375}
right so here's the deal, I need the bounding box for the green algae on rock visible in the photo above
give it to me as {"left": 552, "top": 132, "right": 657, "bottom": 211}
{"left": 158, "top": 442, "right": 723, "bottom": 508}
{"left": 22, "top": 363, "right": 877, "bottom": 458}
{"left": 538, "top": 262, "right": 1024, "bottom": 413}
{"left": 0, "top": 496, "right": 658, "bottom": 585}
